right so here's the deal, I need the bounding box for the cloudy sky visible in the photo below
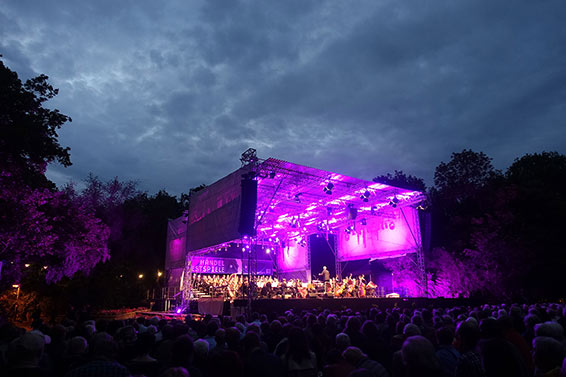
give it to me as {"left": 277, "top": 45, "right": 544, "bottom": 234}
{"left": 2, "top": 0, "right": 565, "bottom": 195}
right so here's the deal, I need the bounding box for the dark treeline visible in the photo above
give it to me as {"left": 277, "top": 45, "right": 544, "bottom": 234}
{"left": 374, "top": 150, "right": 566, "bottom": 300}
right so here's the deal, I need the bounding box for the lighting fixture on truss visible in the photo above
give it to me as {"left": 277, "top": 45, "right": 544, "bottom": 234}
{"left": 323, "top": 182, "right": 334, "bottom": 195}
{"left": 360, "top": 190, "right": 371, "bottom": 202}
{"left": 389, "top": 196, "right": 400, "bottom": 208}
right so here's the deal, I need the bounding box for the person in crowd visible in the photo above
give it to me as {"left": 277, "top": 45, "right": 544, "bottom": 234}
{"left": 9, "top": 301, "right": 566, "bottom": 377}
{"left": 65, "top": 332, "right": 130, "bottom": 377}
{"left": 342, "top": 346, "right": 389, "bottom": 377}
{"left": 436, "top": 326, "right": 460, "bottom": 377}
{"left": 400, "top": 336, "right": 443, "bottom": 377}
{"left": 532, "top": 336, "right": 565, "bottom": 377}
{"left": 455, "top": 319, "right": 486, "bottom": 377}
{"left": 282, "top": 327, "right": 318, "bottom": 377}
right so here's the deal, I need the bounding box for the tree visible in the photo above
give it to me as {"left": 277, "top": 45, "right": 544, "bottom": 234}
{"left": 60, "top": 178, "right": 183, "bottom": 308}
{"left": 373, "top": 170, "right": 426, "bottom": 192}
{"left": 0, "top": 168, "right": 110, "bottom": 286}
{"left": 433, "top": 149, "right": 501, "bottom": 203}
{"left": 0, "top": 59, "right": 109, "bottom": 287}
{"left": 0, "top": 58, "right": 72, "bottom": 181}
{"left": 504, "top": 152, "right": 566, "bottom": 298}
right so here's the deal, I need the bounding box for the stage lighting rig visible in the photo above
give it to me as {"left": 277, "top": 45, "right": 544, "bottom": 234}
{"left": 323, "top": 182, "right": 334, "bottom": 195}
{"left": 240, "top": 148, "right": 258, "bottom": 166}
{"left": 389, "top": 196, "right": 400, "bottom": 208}
{"left": 360, "top": 190, "right": 371, "bottom": 202}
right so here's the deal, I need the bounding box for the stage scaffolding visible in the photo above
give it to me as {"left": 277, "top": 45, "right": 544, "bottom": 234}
{"left": 167, "top": 149, "right": 428, "bottom": 311}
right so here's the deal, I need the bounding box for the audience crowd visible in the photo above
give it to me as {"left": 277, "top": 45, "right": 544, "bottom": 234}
{"left": 2, "top": 302, "right": 566, "bottom": 377}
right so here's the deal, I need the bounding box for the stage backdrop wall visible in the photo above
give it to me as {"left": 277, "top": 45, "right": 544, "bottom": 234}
{"left": 276, "top": 238, "right": 310, "bottom": 274}
{"left": 337, "top": 207, "right": 421, "bottom": 261}
{"left": 187, "top": 169, "right": 244, "bottom": 251}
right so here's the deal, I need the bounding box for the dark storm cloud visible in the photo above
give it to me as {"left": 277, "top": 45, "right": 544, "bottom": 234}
{"left": 1, "top": 0, "right": 565, "bottom": 195}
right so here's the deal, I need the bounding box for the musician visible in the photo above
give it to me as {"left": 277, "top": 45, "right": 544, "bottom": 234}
{"left": 319, "top": 266, "right": 331, "bottom": 294}
{"left": 319, "top": 266, "right": 330, "bottom": 282}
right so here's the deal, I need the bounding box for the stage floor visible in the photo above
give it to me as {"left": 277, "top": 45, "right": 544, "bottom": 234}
{"left": 148, "top": 297, "right": 484, "bottom": 317}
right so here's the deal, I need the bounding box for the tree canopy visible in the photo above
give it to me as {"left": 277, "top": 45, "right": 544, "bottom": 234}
{"left": 0, "top": 59, "right": 109, "bottom": 286}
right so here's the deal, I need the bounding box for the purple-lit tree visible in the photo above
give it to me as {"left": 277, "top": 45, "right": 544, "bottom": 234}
{"left": 0, "top": 173, "right": 110, "bottom": 284}
{"left": 0, "top": 58, "right": 110, "bottom": 287}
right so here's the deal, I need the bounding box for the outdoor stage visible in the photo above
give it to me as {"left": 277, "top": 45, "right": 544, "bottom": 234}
{"left": 164, "top": 149, "right": 430, "bottom": 312}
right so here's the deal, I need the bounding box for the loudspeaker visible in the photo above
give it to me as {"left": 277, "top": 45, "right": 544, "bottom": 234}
{"left": 348, "top": 206, "right": 358, "bottom": 220}
{"left": 238, "top": 177, "right": 257, "bottom": 236}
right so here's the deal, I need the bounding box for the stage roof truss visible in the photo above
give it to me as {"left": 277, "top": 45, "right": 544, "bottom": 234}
{"left": 252, "top": 158, "right": 424, "bottom": 243}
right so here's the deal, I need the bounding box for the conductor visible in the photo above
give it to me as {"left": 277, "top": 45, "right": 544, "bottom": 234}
{"left": 319, "top": 266, "right": 330, "bottom": 282}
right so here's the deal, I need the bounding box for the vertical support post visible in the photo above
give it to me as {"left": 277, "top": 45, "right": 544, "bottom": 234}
{"left": 181, "top": 255, "right": 193, "bottom": 311}
{"left": 416, "top": 246, "right": 427, "bottom": 297}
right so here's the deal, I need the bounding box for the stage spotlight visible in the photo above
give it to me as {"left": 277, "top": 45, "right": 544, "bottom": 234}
{"left": 269, "top": 172, "right": 276, "bottom": 179}
{"left": 361, "top": 218, "right": 367, "bottom": 226}
{"left": 294, "top": 193, "right": 301, "bottom": 203}
{"left": 360, "top": 190, "right": 370, "bottom": 202}
{"left": 323, "top": 182, "right": 334, "bottom": 195}
{"left": 266, "top": 248, "right": 271, "bottom": 254}
{"left": 344, "top": 225, "right": 354, "bottom": 234}
{"left": 371, "top": 206, "right": 377, "bottom": 215}
{"left": 298, "top": 238, "right": 306, "bottom": 247}
{"left": 389, "top": 196, "right": 399, "bottom": 208}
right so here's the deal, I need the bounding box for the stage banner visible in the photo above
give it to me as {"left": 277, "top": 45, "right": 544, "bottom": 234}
{"left": 191, "top": 256, "right": 273, "bottom": 275}
{"left": 337, "top": 207, "right": 421, "bottom": 262}
{"left": 187, "top": 169, "right": 245, "bottom": 251}
{"left": 192, "top": 257, "right": 242, "bottom": 274}
{"left": 165, "top": 217, "right": 188, "bottom": 270}
{"left": 276, "top": 239, "right": 309, "bottom": 272}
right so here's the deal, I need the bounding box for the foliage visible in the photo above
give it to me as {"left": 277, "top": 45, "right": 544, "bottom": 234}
{"left": 433, "top": 149, "right": 501, "bottom": 203}
{"left": 0, "top": 59, "right": 72, "bottom": 180}
{"left": 373, "top": 170, "right": 426, "bottom": 192}
{"left": 382, "top": 256, "right": 422, "bottom": 297}
{"left": 0, "top": 60, "right": 110, "bottom": 288}
{"left": 58, "top": 177, "right": 183, "bottom": 308}
{"left": 425, "top": 149, "right": 566, "bottom": 299}
{"left": 0, "top": 170, "right": 110, "bottom": 286}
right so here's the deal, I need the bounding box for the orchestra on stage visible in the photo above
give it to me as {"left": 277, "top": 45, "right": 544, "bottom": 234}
{"left": 190, "top": 270, "right": 383, "bottom": 300}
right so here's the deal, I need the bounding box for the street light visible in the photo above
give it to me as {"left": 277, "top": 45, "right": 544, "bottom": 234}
{"left": 12, "top": 284, "right": 20, "bottom": 300}
{"left": 157, "top": 271, "right": 163, "bottom": 277}
{"left": 138, "top": 274, "right": 144, "bottom": 279}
